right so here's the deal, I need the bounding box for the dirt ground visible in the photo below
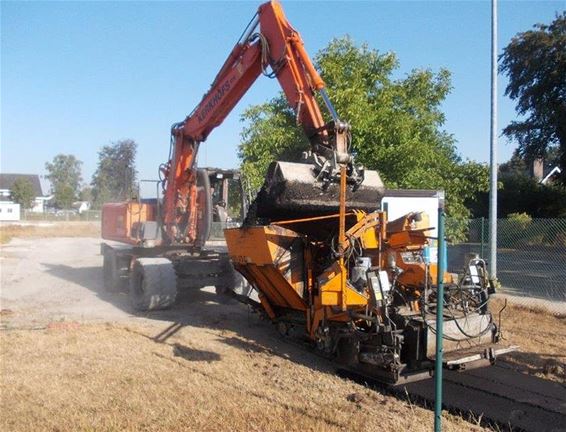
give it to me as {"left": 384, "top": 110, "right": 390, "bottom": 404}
{"left": 0, "top": 235, "right": 564, "bottom": 431}
{"left": 1, "top": 236, "right": 128, "bottom": 325}
{"left": 488, "top": 297, "right": 566, "bottom": 383}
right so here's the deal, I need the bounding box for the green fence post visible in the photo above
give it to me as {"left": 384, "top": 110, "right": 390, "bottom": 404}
{"left": 434, "top": 204, "right": 446, "bottom": 432}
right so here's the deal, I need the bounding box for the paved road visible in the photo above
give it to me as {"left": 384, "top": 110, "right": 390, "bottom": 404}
{"left": 448, "top": 243, "right": 566, "bottom": 306}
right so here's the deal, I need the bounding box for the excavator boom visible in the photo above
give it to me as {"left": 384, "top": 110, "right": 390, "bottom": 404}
{"left": 179, "top": 1, "right": 327, "bottom": 144}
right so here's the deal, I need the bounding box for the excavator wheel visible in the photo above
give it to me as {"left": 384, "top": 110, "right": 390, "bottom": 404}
{"left": 215, "top": 256, "right": 236, "bottom": 296}
{"left": 103, "top": 249, "right": 128, "bottom": 293}
{"left": 214, "top": 257, "right": 250, "bottom": 296}
{"left": 129, "top": 258, "right": 177, "bottom": 311}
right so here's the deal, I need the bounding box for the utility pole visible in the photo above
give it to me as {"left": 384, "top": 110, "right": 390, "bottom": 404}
{"left": 434, "top": 201, "right": 446, "bottom": 432}
{"left": 489, "top": 0, "right": 498, "bottom": 280}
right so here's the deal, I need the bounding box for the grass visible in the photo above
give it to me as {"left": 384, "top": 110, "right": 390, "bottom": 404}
{"left": 0, "top": 322, "right": 485, "bottom": 432}
{"left": 0, "top": 296, "right": 563, "bottom": 431}
{"left": 490, "top": 297, "right": 566, "bottom": 383}
{"left": 0, "top": 222, "right": 100, "bottom": 244}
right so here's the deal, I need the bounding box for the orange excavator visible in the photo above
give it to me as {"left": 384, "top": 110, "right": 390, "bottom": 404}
{"left": 101, "top": 0, "right": 512, "bottom": 383}
{"left": 103, "top": 0, "right": 379, "bottom": 249}
{"left": 100, "top": 0, "right": 383, "bottom": 310}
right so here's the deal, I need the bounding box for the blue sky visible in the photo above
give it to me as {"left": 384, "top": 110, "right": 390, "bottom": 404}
{"left": 1, "top": 0, "right": 564, "bottom": 194}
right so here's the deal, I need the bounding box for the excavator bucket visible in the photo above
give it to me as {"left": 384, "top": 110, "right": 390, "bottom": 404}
{"left": 249, "top": 161, "right": 385, "bottom": 222}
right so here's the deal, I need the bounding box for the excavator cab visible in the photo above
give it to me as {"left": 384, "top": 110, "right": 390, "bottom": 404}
{"left": 206, "top": 169, "right": 247, "bottom": 238}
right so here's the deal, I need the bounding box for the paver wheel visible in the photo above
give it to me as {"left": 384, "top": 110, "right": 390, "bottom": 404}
{"left": 129, "top": 258, "right": 177, "bottom": 311}
{"left": 103, "top": 250, "right": 126, "bottom": 292}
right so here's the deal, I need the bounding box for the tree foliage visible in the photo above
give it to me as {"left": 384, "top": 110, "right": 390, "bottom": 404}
{"left": 239, "top": 97, "right": 309, "bottom": 190}
{"left": 239, "top": 37, "right": 489, "bottom": 240}
{"left": 500, "top": 12, "right": 566, "bottom": 182}
{"left": 499, "top": 176, "right": 566, "bottom": 218}
{"left": 470, "top": 150, "right": 566, "bottom": 218}
{"left": 79, "top": 186, "right": 93, "bottom": 203}
{"left": 499, "top": 149, "right": 529, "bottom": 178}
{"left": 91, "top": 139, "right": 137, "bottom": 207}
{"left": 45, "top": 154, "right": 83, "bottom": 209}
{"left": 10, "top": 178, "right": 35, "bottom": 210}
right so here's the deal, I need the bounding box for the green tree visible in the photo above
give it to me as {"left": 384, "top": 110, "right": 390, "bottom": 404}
{"left": 498, "top": 175, "right": 566, "bottom": 218}
{"left": 499, "top": 149, "right": 528, "bottom": 178}
{"left": 91, "top": 139, "right": 137, "bottom": 207}
{"left": 79, "top": 186, "right": 93, "bottom": 203}
{"left": 10, "top": 178, "right": 35, "bottom": 210}
{"left": 239, "top": 37, "right": 488, "bottom": 240}
{"left": 45, "top": 154, "right": 83, "bottom": 209}
{"left": 500, "top": 13, "right": 566, "bottom": 182}
{"left": 469, "top": 151, "right": 566, "bottom": 218}
{"left": 239, "top": 97, "right": 309, "bottom": 194}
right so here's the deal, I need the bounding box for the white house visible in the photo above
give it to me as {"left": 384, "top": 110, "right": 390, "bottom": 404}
{"left": 531, "top": 159, "right": 563, "bottom": 186}
{"left": 72, "top": 201, "right": 91, "bottom": 214}
{"left": 0, "top": 173, "right": 50, "bottom": 214}
{"left": 0, "top": 202, "right": 21, "bottom": 221}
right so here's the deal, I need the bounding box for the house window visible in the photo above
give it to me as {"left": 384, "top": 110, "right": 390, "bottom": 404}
{"left": 8, "top": 208, "right": 13, "bottom": 213}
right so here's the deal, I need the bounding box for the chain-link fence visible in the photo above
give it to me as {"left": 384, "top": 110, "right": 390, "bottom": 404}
{"left": 214, "top": 217, "right": 566, "bottom": 307}
{"left": 21, "top": 209, "right": 102, "bottom": 222}
{"left": 17, "top": 213, "right": 231, "bottom": 230}
{"left": 448, "top": 218, "right": 566, "bottom": 307}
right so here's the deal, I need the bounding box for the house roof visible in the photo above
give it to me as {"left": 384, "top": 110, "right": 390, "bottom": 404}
{"left": 0, "top": 174, "right": 43, "bottom": 197}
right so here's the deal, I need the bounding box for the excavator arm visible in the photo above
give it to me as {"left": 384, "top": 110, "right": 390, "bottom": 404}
{"left": 161, "top": 0, "right": 369, "bottom": 245}
{"left": 178, "top": 1, "right": 329, "bottom": 145}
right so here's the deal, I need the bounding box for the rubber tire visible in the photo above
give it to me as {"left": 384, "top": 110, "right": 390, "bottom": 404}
{"left": 215, "top": 258, "right": 238, "bottom": 296}
{"left": 215, "top": 259, "right": 251, "bottom": 298}
{"left": 129, "top": 258, "right": 177, "bottom": 311}
{"left": 103, "top": 251, "right": 123, "bottom": 293}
